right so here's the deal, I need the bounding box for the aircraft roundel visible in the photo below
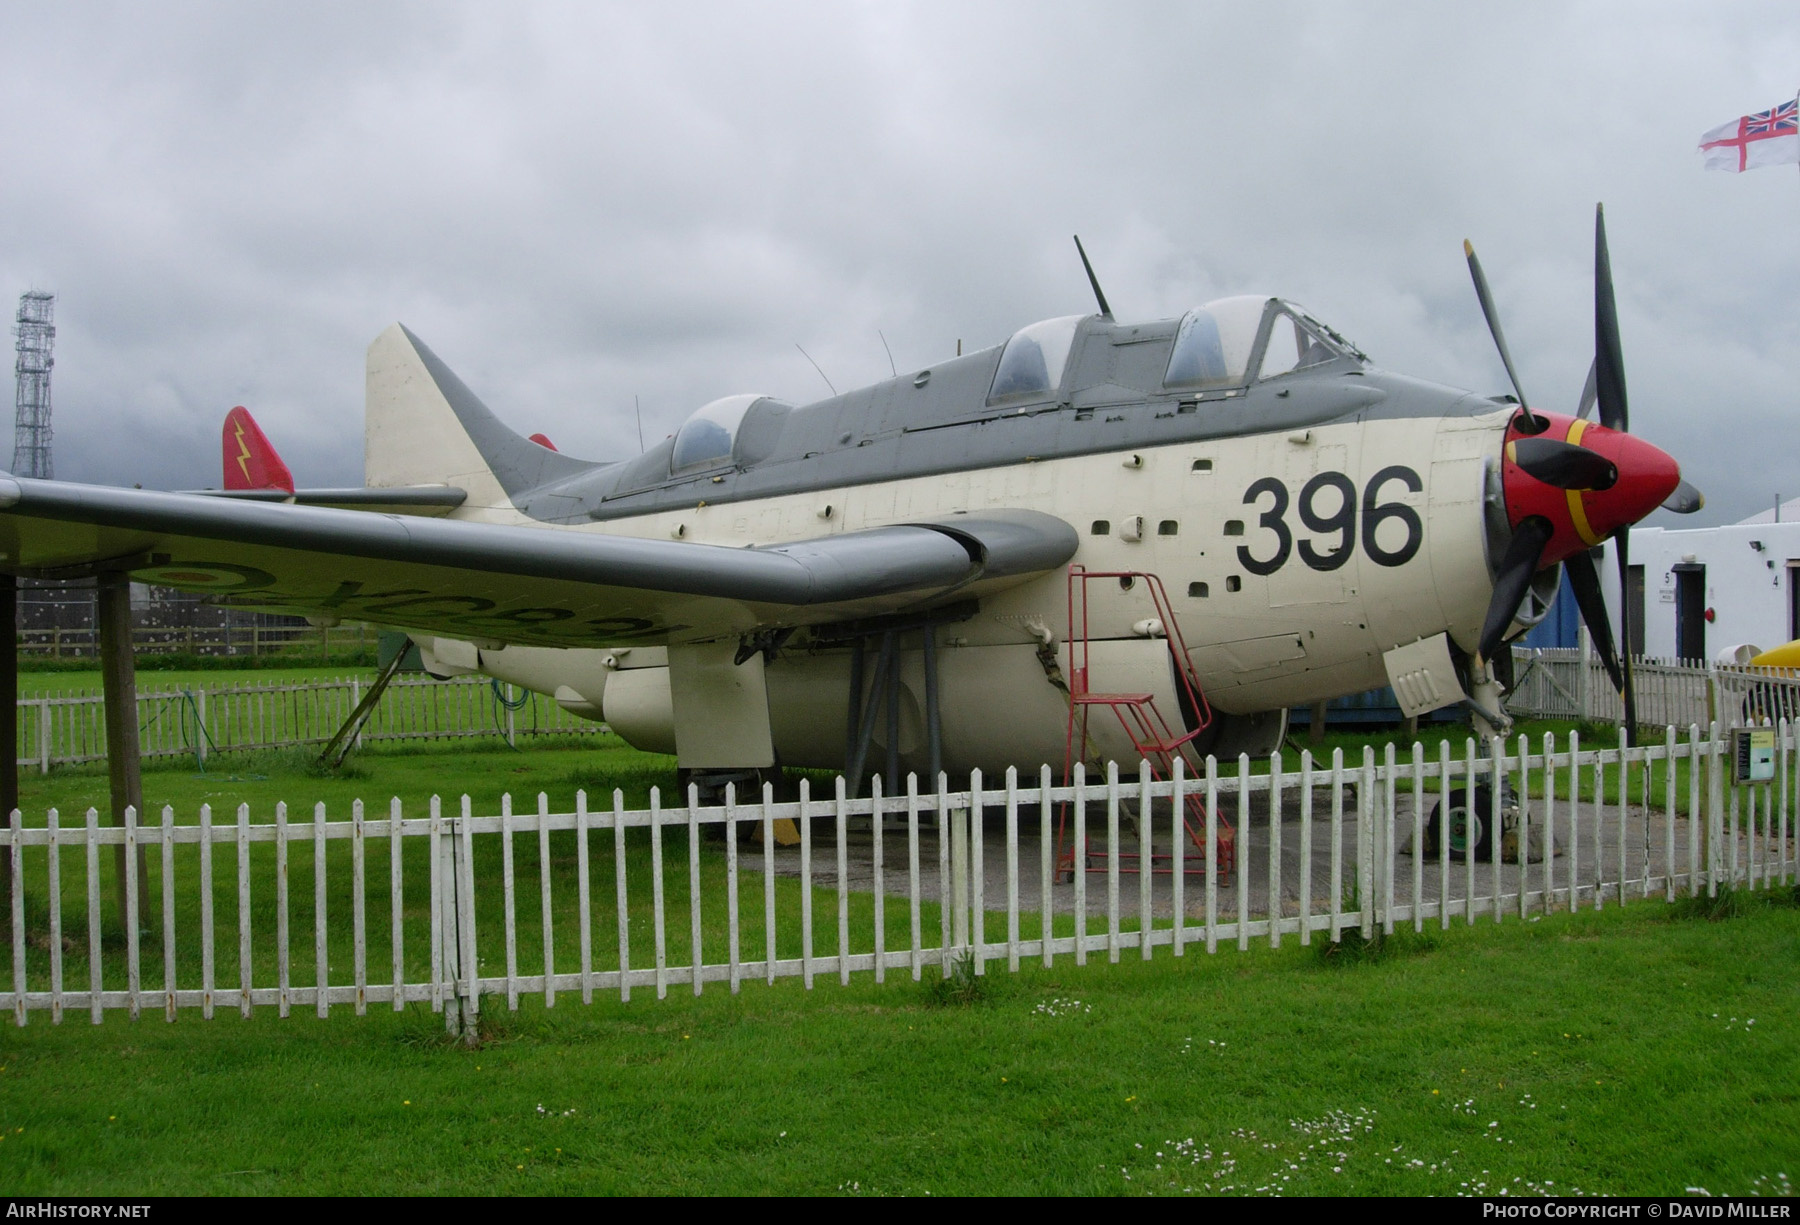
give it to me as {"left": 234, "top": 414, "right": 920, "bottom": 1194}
{"left": 132, "top": 562, "right": 275, "bottom": 592}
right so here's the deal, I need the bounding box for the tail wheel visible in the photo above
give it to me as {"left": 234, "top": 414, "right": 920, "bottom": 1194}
{"left": 1427, "top": 788, "right": 1494, "bottom": 862}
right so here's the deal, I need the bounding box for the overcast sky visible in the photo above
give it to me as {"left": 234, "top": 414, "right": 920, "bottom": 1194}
{"left": 2, "top": 2, "right": 1797, "bottom": 526}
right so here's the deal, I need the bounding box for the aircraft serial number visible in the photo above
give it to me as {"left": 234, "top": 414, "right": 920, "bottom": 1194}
{"left": 1238, "top": 465, "right": 1422, "bottom": 576}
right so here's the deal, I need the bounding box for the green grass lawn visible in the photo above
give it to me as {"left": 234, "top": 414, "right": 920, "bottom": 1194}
{"left": 18, "top": 664, "right": 378, "bottom": 700}
{"left": 0, "top": 897, "right": 1794, "bottom": 1196}
{"left": 0, "top": 735, "right": 1795, "bottom": 1195}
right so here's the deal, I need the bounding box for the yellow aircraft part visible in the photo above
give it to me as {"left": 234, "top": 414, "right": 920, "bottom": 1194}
{"left": 1750, "top": 639, "right": 1800, "bottom": 668}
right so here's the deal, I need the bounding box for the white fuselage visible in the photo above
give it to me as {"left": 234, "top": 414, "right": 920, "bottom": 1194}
{"left": 419, "top": 409, "right": 1507, "bottom": 776}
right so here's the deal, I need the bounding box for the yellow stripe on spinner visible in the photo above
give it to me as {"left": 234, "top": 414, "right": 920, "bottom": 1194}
{"left": 1562, "top": 418, "right": 1603, "bottom": 547}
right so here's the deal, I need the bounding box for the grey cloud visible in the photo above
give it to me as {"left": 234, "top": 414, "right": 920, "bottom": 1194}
{"left": 1, "top": 1, "right": 1796, "bottom": 523}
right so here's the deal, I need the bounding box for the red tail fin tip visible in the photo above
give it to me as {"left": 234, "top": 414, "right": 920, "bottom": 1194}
{"left": 528, "top": 433, "right": 557, "bottom": 451}
{"left": 222, "top": 406, "right": 295, "bottom": 494}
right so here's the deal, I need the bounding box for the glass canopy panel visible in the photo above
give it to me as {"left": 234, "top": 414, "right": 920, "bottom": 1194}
{"left": 987, "top": 315, "right": 1085, "bottom": 404}
{"left": 671, "top": 393, "right": 762, "bottom": 473}
{"left": 1164, "top": 296, "right": 1267, "bottom": 389}
{"left": 1258, "top": 303, "right": 1345, "bottom": 380}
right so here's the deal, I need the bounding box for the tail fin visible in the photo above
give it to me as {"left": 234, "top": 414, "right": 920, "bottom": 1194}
{"left": 222, "top": 406, "right": 295, "bottom": 494}
{"left": 364, "top": 324, "right": 592, "bottom": 512}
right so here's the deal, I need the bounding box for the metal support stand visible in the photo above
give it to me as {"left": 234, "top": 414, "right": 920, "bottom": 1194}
{"left": 923, "top": 628, "right": 942, "bottom": 787}
{"left": 842, "top": 620, "right": 949, "bottom": 799}
{"left": 318, "top": 644, "right": 407, "bottom": 769}
{"left": 98, "top": 571, "right": 147, "bottom": 930}
{"left": 438, "top": 810, "right": 479, "bottom": 1045}
{"left": 845, "top": 630, "right": 895, "bottom": 798}
{"left": 0, "top": 575, "right": 14, "bottom": 922}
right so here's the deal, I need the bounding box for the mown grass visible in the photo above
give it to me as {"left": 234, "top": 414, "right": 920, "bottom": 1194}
{"left": 0, "top": 895, "right": 1794, "bottom": 1195}
{"left": 0, "top": 730, "right": 1792, "bottom": 1187}
{"left": 0, "top": 726, "right": 1793, "bottom": 1196}
{"left": 18, "top": 663, "right": 378, "bottom": 698}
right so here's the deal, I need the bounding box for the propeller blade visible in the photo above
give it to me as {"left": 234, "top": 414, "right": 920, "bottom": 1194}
{"left": 1509, "top": 436, "right": 1618, "bottom": 491}
{"left": 1463, "top": 239, "right": 1547, "bottom": 434}
{"left": 1564, "top": 548, "right": 1625, "bottom": 692}
{"left": 1616, "top": 529, "right": 1638, "bottom": 746}
{"left": 1576, "top": 358, "right": 1597, "bottom": 420}
{"left": 1479, "top": 516, "right": 1555, "bottom": 663}
{"left": 1594, "top": 205, "right": 1630, "bottom": 434}
{"left": 1662, "top": 479, "right": 1705, "bottom": 514}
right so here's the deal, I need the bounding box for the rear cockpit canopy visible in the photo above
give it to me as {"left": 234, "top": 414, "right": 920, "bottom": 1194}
{"left": 986, "top": 315, "right": 1086, "bottom": 406}
{"left": 670, "top": 394, "right": 793, "bottom": 474}
{"left": 1164, "top": 296, "right": 1363, "bottom": 391}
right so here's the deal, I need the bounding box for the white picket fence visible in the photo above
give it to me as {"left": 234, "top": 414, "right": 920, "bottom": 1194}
{"left": 13, "top": 674, "right": 606, "bottom": 772}
{"left": 1507, "top": 646, "right": 1800, "bottom": 729}
{"left": 3, "top": 725, "right": 1794, "bottom": 1029}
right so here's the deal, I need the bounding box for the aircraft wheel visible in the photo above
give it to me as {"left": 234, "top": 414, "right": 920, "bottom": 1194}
{"left": 1426, "top": 788, "right": 1494, "bottom": 862}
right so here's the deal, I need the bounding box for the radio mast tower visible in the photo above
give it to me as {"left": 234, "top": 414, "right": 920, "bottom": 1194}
{"left": 12, "top": 290, "right": 54, "bottom": 479}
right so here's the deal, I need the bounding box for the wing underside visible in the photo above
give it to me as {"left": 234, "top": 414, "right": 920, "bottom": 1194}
{"left": 0, "top": 477, "right": 1075, "bottom": 648}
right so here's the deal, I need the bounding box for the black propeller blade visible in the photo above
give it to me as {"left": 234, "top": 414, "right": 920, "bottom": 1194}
{"left": 1663, "top": 479, "right": 1705, "bottom": 514}
{"left": 1615, "top": 530, "right": 1638, "bottom": 741}
{"left": 1564, "top": 548, "right": 1625, "bottom": 691}
{"left": 1594, "top": 206, "right": 1630, "bottom": 435}
{"left": 1464, "top": 240, "right": 1548, "bottom": 434}
{"left": 1576, "top": 358, "right": 1597, "bottom": 420}
{"left": 1510, "top": 436, "right": 1618, "bottom": 491}
{"left": 1595, "top": 203, "right": 1637, "bottom": 741}
{"left": 1479, "top": 516, "right": 1555, "bottom": 664}
{"left": 1464, "top": 208, "right": 1663, "bottom": 748}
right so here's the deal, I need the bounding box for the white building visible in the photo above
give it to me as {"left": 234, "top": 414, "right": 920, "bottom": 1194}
{"left": 1604, "top": 497, "right": 1800, "bottom": 663}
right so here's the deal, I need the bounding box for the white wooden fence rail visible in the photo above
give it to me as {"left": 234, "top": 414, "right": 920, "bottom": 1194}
{"left": 1508, "top": 647, "right": 1800, "bottom": 729}
{"left": 3, "top": 726, "right": 1793, "bottom": 1028}
{"left": 14, "top": 674, "right": 604, "bottom": 771}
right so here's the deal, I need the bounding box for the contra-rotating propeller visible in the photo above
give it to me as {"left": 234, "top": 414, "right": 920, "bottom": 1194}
{"left": 1465, "top": 206, "right": 1701, "bottom": 745}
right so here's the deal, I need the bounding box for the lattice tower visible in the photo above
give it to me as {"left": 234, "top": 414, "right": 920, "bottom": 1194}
{"left": 12, "top": 290, "right": 54, "bottom": 479}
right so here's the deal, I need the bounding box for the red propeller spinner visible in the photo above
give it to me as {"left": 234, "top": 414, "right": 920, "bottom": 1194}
{"left": 1499, "top": 410, "right": 1680, "bottom": 570}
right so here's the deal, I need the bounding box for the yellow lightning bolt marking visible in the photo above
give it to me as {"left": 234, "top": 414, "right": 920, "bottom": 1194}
{"left": 232, "top": 419, "right": 254, "bottom": 485}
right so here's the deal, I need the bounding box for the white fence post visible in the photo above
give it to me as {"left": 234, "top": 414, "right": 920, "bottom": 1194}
{"left": 438, "top": 806, "right": 461, "bottom": 1036}
{"left": 4, "top": 730, "right": 1771, "bottom": 1026}
{"left": 1358, "top": 746, "right": 1375, "bottom": 939}
{"left": 950, "top": 798, "right": 970, "bottom": 955}
{"left": 1707, "top": 722, "right": 1723, "bottom": 897}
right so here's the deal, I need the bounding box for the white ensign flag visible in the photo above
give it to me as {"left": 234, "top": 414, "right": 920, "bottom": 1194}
{"left": 1699, "top": 98, "right": 1800, "bottom": 172}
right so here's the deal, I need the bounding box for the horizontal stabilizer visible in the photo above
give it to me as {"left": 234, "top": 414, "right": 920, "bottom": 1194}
{"left": 189, "top": 486, "right": 468, "bottom": 517}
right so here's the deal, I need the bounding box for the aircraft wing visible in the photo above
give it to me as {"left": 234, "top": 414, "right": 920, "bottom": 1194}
{"left": 0, "top": 476, "right": 1076, "bottom": 647}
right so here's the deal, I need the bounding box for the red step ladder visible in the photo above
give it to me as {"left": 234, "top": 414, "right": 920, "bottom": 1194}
{"left": 1055, "top": 566, "right": 1236, "bottom": 881}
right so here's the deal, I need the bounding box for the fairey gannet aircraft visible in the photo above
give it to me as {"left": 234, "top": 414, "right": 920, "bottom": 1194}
{"left": 0, "top": 214, "right": 1696, "bottom": 812}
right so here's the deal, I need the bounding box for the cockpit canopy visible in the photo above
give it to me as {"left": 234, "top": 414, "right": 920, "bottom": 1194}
{"left": 1164, "top": 296, "right": 1361, "bottom": 390}
{"left": 987, "top": 314, "right": 1086, "bottom": 405}
{"left": 670, "top": 394, "right": 792, "bottom": 474}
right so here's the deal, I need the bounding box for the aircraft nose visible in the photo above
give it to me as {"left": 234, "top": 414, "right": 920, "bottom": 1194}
{"left": 1572, "top": 427, "right": 1680, "bottom": 543}
{"left": 1500, "top": 412, "right": 1680, "bottom": 569}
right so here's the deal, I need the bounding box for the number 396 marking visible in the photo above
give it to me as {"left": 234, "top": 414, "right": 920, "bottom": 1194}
{"left": 1237, "top": 465, "right": 1422, "bottom": 576}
